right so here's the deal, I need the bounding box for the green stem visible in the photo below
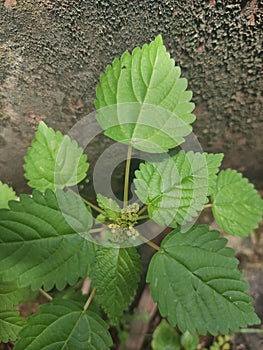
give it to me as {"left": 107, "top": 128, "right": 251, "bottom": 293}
{"left": 138, "top": 205, "right": 148, "bottom": 216}
{"left": 83, "top": 288, "right": 96, "bottom": 312}
{"left": 123, "top": 144, "right": 133, "bottom": 208}
{"left": 39, "top": 288, "right": 53, "bottom": 301}
{"left": 68, "top": 188, "right": 106, "bottom": 215}
{"left": 238, "top": 328, "right": 263, "bottom": 333}
{"left": 203, "top": 203, "right": 213, "bottom": 209}
{"left": 139, "top": 234, "right": 161, "bottom": 251}
{"left": 81, "top": 197, "right": 106, "bottom": 215}
{"left": 137, "top": 215, "right": 149, "bottom": 221}
{"left": 90, "top": 227, "right": 105, "bottom": 233}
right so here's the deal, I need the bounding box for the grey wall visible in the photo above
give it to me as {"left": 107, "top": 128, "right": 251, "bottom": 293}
{"left": 0, "top": 0, "right": 262, "bottom": 193}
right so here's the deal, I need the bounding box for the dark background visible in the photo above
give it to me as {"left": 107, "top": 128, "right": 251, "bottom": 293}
{"left": 0, "top": 0, "right": 262, "bottom": 193}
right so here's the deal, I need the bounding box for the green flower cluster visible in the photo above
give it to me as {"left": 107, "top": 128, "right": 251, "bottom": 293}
{"left": 108, "top": 203, "right": 140, "bottom": 243}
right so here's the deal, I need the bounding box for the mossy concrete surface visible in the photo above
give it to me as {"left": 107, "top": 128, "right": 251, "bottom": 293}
{"left": 0, "top": 0, "right": 262, "bottom": 193}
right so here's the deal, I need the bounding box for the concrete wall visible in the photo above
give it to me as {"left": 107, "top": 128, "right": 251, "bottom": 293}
{"left": 1, "top": 0, "right": 262, "bottom": 193}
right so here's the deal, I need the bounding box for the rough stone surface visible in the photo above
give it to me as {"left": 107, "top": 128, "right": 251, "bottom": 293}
{"left": 0, "top": 0, "right": 262, "bottom": 193}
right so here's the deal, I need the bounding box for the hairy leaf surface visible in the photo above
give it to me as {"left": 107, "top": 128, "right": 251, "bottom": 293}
{"left": 134, "top": 151, "right": 222, "bottom": 227}
{"left": 0, "top": 189, "right": 94, "bottom": 291}
{"left": 0, "top": 181, "right": 17, "bottom": 209}
{"left": 95, "top": 35, "right": 196, "bottom": 153}
{"left": 211, "top": 169, "right": 263, "bottom": 236}
{"left": 14, "top": 299, "right": 112, "bottom": 350}
{"left": 24, "top": 122, "right": 89, "bottom": 191}
{"left": 0, "top": 311, "right": 25, "bottom": 343}
{"left": 147, "top": 225, "right": 260, "bottom": 335}
{"left": 97, "top": 194, "right": 121, "bottom": 220}
{"left": 92, "top": 246, "right": 141, "bottom": 323}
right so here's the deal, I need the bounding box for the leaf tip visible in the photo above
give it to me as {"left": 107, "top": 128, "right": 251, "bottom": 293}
{"left": 154, "top": 34, "right": 163, "bottom": 45}
{"left": 38, "top": 120, "right": 48, "bottom": 130}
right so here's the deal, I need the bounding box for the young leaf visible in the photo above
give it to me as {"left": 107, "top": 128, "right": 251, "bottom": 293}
{"left": 211, "top": 169, "right": 263, "bottom": 236}
{"left": 97, "top": 193, "right": 121, "bottom": 220}
{"left": 180, "top": 330, "right": 199, "bottom": 350}
{"left": 24, "top": 121, "right": 89, "bottom": 191}
{"left": 134, "top": 151, "right": 222, "bottom": 227}
{"left": 0, "top": 311, "right": 25, "bottom": 343}
{"left": 0, "top": 181, "right": 17, "bottom": 209}
{"left": 147, "top": 225, "right": 260, "bottom": 335}
{"left": 95, "top": 35, "right": 196, "bottom": 153}
{"left": 91, "top": 246, "right": 141, "bottom": 323}
{"left": 151, "top": 319, "right": 181, "bottom": 350}
{"left": 14, "top": 299, "right": 113, "bottom": 350}
{"left": 0, "top": 189, "right": 95, "bottom": 291}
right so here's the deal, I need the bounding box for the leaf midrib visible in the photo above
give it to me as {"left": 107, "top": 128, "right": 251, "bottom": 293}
{"left": 128, "top": 44, "right": 160, "bottom": 144}
{"left": 0, "top": 228, "right": 86, "bottom": 245}
{"left": 60, "top": 311, "right": 86, "bottom": 350}
{"left": 24, "top": 310, "right": 83, "bottom": 350}
{"left": 163, "top": 247, "right": 248, "bottom": 313}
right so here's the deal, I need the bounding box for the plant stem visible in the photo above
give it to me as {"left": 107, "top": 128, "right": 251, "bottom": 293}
{"left": 138, "top": 205, "right": 148, "bottom": 216}
{"left": 83, "top": 288, "right": 96, "bottom": 312}
{"left": 203, "top": 203, "right": 213, "bottom": 209}
{"left": 137, "top": 215, "right": 149, "bottom": 221}
{"left": 68, "top": 188, "right": 106, "bottom": 215}
{"left": 90, "top": 227, "right": 105, "bottom": 233}
{"left": 238, "top": 328, "right": 263, "bottom": 333}
{"left": 123, "top": 144, "right": 133, "bottom": 208}
{"left": 39, "top": 288, "right": 53, "bottom": 301}
{"left": 81, "top": 197, "right": 106, "bottom": 215}
{"left": 139, "top": 234, "right": 161, "bottom": 251}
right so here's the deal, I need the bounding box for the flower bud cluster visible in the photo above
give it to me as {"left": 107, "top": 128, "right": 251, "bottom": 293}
{"left": 108, "top": 203, "right": 140, "bottom": 243}
{"left": 116, "top": 203, "right": 140, "bottom": 227}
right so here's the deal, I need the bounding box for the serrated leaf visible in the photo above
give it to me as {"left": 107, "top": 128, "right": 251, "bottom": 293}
{"left": 0, "top": 310, "right": 25, "bottom": 343}
{"left": 0, "top": 189, "right": 95, "bottom": 291}
{"left": 205, "top": 153, "right": 224, "bottom": 195}
{"left": 91, "top": 246, "right": 141, "bottom": 323}
{"left": 134, "top": 151, "right": 222, "bottom": 227}
{"left": 95, "top": 35, "right": 196, "bottom": 153}
{"left": 0, "top": 278, "right": 30, "bottom": 310}
{"left": 211, "top": 169, "right": 263, "bottom": 236}
{"left": 97, "top": 193, "right": 121, "bottom": 220}
{"left": 14, "top": 299, "right": 112, "bottom": 350}
{"left": 147, "top": 225, "right": 260, "bottom": 335}
{"left": 24, "top": 121, "right": 89, "bottom": 191}
{"left": 0, "top": 181, "right": 17, "bottom": 209}
{"left": 151, "top": 319, "right": 180, "bottom": 350}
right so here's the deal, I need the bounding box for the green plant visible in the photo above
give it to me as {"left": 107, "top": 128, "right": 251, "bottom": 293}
{"left": 0, "top": 36, "right": 262, "bottom": 349}
{"left": 151, "top": 320, "right": 199, "bottom": 350}
{"left": 151, "top": 320, "right": 231, "bottom": 350}
{"left": 202, "top": 335, "right": 231, "bottom": 350}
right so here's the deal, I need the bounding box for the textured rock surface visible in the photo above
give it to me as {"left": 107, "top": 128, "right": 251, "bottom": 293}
{"left": 0, "top": 0, "right": 262, "bottom": 193}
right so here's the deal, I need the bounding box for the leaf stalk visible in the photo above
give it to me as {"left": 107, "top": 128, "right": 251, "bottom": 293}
{"left": 81, "top": 197, "right": 106, "bottom": 215}
{"left": 69, "top": 188, "right": 106, "bottom": 215}
{"left": 203, "top": 203, "right": 213, "bottom": 209}
{"left": 83, "top": 288, "right": 96, "bottom": 312}
{"left": 123, "top": 144, "right": 133, "bottom": 208}
{"left": 137, "top": 215, "right": 149, "bottom": 221}
{"left": 39, "top": 288, "right": 53, "bottom": 301}
{"left": 139, "top": 234, "right": 161, "bottom": 251}
{"left": 138, "top": 205, "right": 148, "bottom": 216}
